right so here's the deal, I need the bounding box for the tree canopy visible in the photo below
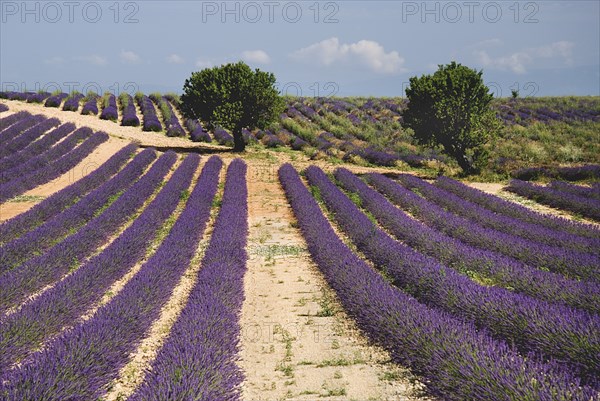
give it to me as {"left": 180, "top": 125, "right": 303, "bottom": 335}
{"left": 180, "top": 61, "right": 284, "bottom": 152}
{"left": 403, "top": 61, "right": 501, "bottom": 174}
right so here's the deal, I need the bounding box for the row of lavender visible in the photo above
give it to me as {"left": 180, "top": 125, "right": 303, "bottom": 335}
{"left": 285, "top": 99, "right": 432, "bottom": 167}
{"left": 279, "top": 163, "right": 597, "bottom": 400}
{"left": 131, "top": 159, "right": 248, "bottom": 400}
{"left": 0, "top": 92, "right": 468, "bottom": 165}
{"left": 512, "top": 164, "right": 600, "bottom": 181}
{"left": 0, "top": 139, "right": 249, "bottom": 400}
{"left": 0, "top": 148, "right": 169, "bottom": 314}
{"left": 0, "top": 147, "right": 155, "bottom": 272}
{"left": 506, "top": 179, "right": 600, "bottom": 222}
{"left": 370, "top": 173, "right": 599, "bottom": 282}
{"left": 494, "top": 98, "right": 600, "bottom": 125}
{"left": 0, "top": 112, "right": 108, "bottom": 203}
{"left": 3, "top": 106, "right": 240, "bottom": 396}
{"left": 295, "top": 96, "right": 600, "bottom": 127}
{"left": 0, "top": 153, "right": 202, "bottom": 398}
{"left": 4, "top": 90, "right": 599, "bottom": 129}
{"left": 1, "top": 92, "right": 236, "bottom": 148}
{"left": 311, "top": 167, "right": 598, "bottom": 383}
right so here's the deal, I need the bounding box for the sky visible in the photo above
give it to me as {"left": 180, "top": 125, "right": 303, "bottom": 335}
{"left": 1, "top": 0, "right": 599, "bottom": 97}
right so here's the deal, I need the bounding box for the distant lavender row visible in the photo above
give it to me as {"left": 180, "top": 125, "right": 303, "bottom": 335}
{"left": 309, "top": 166, "right": 598, "bottom": 383}
{"left": 0, "top": 154, "right": 201, "bottom": 399}
{"left": 100, "top": 94, "right": 118, "bottom": 121}
{"left": 273, "top": 128, "right": 302, "bottom": 148}
{"left": 120, "top": 94, "right": 140, "bottom": 127}
{"left": 27, "top": 92, "right": 50, "bottom": 104}
{"left": 0, "top": 115, "right": 44, "bottom": 145}
{"left": 0, "top": 92, "right": 28, "bottom": 101}
{"left": 0, "top": 123, "right": 75, "bottom": 174}
{"left": 1, "top": 92, "right": 50, "bottom": 104}
{"left": 507, "top": 179, "right": 600, "bottom": 222}
{"left": 549, "top": 180, "right": 600, "bottom": 200}
{"left": 0, "top": 127, "right": 93, "bottom": 186}
{"left": 512, "top": 164, "right": 600, "bottom": 181}
{"left": 0, "top": 131, "right": 107, "bottom": 204}
{"left": 0, "top": 117, "right": 60, "bottom": 159}
{"left": 0, "top": 150, "right": 175, "bottom": 315}
{"left": 62, "top": 93, "right": 84, "bottom": 112}
{"left": 81, "top": 94, "right": 99, "bottom": 115}
{"left": 368, "top": 173, "right": 600, "bottom": 282}
{"left": 335, "top": 168, "right": 600, "bottom": 314}
{"left": 213, "top": 126, "right": 234, "bottom": 146}
{"left": 132, "top": 158, "right": 247, "bottom": 401}
{"left": 495, "top": 102, "right": 600, "bottom": 126}
{"left": 0, "top": 148, "right": 155, "bottom": 272}
{"left": 0, "top": 142, "right": 134, "bottom": 245}
{"left": 152, "top": 95, "right": 185, "bottom": 137}
{"left": 0, "top": 111, "right": 30, "bottom": 133}
{"left": 44, "top": 93, "right": 68, "bottom": 108}
{"left": 434, "top": 176, "right": 600, "bottom": 239}
{"left": 187, "top": 119, "right": 212, "bottom": 142}
{"left": 279, "top": 163, "right": 595, "bottom": 401}
{"left": 396, "top": 174, "right": 600, "bottom": 255}
{"left": 345, "top": 146, "right": 427, "bottom": 168}
{"left": 0, "top": 104, "right": 8, "bottom": 112}
{"left": 262, "top": 131, "right": 285, "bottom": 148}
{"left": 0, "top": 154, "right": 212, "bottom": 375}
{"left": 136, "top": 94, "right": 162, "bottom": 132}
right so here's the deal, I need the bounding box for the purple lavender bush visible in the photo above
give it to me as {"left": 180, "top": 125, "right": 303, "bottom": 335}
{"left": 308, "top": 166, "right": 599, "bottom": 383}
{"left": 136, "top": 94, "right": 163, "bottom": 132}
{"left": 277, "top": 163, "right": 596, "bottom": 401}
{"left": 44, "top": 92, "right": 68, "bottom": 108}
{"left": 0, "top": 141, "right": 135, "bottom": 244}
{"left": 81, "top": 93, "right": 99, "bottom": 115}
{"left": 507, "top": 179, "right": 600, "bottom": 222}
{"left": 131, "top": 158, "right": 247, "bottom": 401}
{"left": 120, "top": 93, "right": 140, "bottom": 126}
{"left": 62, "top": 93, "right": 84, "bottom": 112}
{"left": 99, "top": 93, "right": 118, "bottom": 121}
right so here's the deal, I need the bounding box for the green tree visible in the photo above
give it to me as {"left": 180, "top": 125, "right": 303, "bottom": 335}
{"left": 180, "top": 61, "right": 284, "bottom": 152}
{"left": 403, "top": 62, "right": 501, "bottom": 174}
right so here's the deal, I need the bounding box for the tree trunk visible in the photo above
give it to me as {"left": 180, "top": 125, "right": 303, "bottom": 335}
{"left": 456, "top": 153, "right": 475, "bottom": 175}
{"left": 233, "top": 129, "right": 246, "bottom": 152}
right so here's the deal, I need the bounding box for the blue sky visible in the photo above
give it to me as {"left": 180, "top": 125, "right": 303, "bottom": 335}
{"left": 1, "top": 0, "right": 599, "bottom": 97}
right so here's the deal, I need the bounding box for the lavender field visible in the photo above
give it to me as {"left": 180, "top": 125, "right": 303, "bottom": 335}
{"left": 3, "top": 91, "right": 599, "bottom": 178}
{"left": 0, "top": 97, "right": 598, "bottom": 400}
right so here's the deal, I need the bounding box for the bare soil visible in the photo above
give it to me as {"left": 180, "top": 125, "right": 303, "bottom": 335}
{"left": 238, "top": 162, "right": 427, "bottom": 400}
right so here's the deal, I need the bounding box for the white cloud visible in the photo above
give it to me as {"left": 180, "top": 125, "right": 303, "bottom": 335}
{"left": 474, "top": 41, "right": 574, "bottom": 74}
{"left": 241, "top": 50, "right": 271, "bottom": 64}
{"left": 195, "top": 59, "right": 214, "bottom": 68}
{"left": 534, "top": 41, "right": 574, "bottom": 61}
{"left": 290, "top": 37, "right": 406, "bottom": 74}
{"left": 120, "top": 50, "right": 141, "bottom": 64}
{"left": 166, "top": 54, "right": 185, "bottom": 64}
{"left": 75, "top": 54, "right": 108, "bottom": 66}
{"left": 474, "top": 50, "right": 531, "bottom": 74}
{"left": 44, "top": 56, "right": 65, "bottom": 66}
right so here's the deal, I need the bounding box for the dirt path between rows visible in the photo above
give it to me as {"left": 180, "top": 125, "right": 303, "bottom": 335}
{"left": 238, "top": 161, "right": 427, "bottom": 400}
